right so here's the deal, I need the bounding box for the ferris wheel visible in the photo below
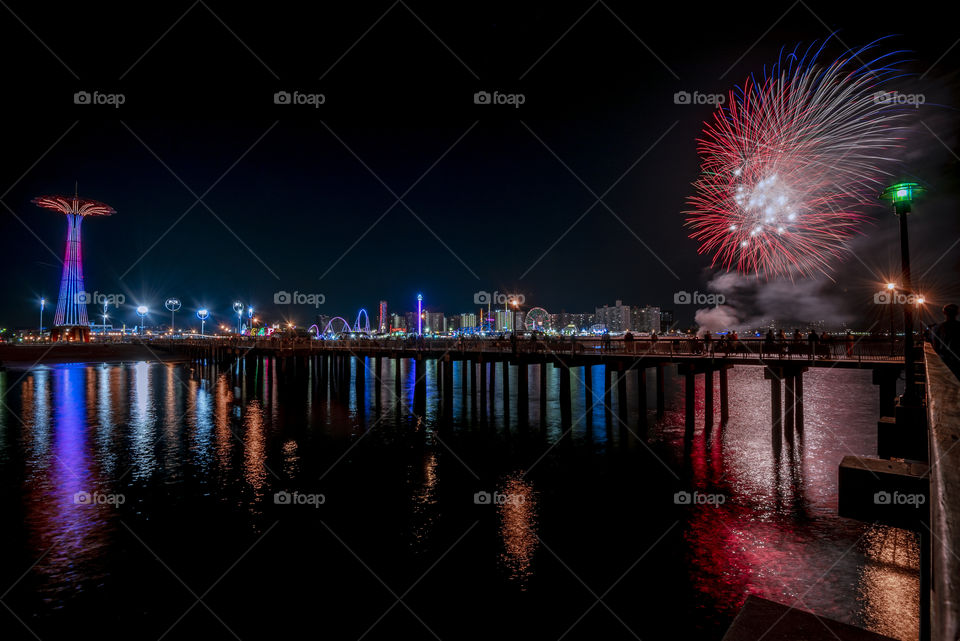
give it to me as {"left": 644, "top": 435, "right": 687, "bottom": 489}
{"left": 524, "top": 307, "right": 549, "bottom": 331}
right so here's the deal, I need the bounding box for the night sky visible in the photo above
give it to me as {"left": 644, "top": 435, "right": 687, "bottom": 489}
{"left": 1, "top": 1, "right": 957, "bottom": 330}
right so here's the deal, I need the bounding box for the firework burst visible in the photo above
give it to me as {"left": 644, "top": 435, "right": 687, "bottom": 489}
{"left": 686, "top": 38, "right": 910, "bottom": 277}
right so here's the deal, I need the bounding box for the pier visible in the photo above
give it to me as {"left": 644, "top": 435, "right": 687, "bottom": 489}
{"left": 157, "top": 336, "right": 906, "bottom": 436}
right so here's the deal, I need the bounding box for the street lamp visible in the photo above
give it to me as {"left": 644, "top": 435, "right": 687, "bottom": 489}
{"left": 247, "top": 306, "right": 254, "bottom": 334}
{"left": 197, "top": 308, "right": 209, "bottom": 336}
{"left": 136, "top": 305, "right": 148, "bottom": 335}
{"left": 880, "top": 181, "right": 926, "bottom": 404}
{"left": 165, "top": 298, "right": 181, "bottom": 334}
{"left": 102, "top": 300, "right": 109, "bottom": 336}
{"left": 39, "top": 297, "right": 45, "bottom": 336}
{"left": 885, "top": 282, "right": 896, "bottom": 355}
{"left": 232, "top": 301, "right": 244, "bottom": 333}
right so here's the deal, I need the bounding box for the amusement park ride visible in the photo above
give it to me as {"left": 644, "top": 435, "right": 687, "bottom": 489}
{"left": 33, "top": 187, "right": 115, "bottom": 342}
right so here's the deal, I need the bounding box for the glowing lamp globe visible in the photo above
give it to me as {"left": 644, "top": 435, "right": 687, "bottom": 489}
{"left": 880, "top": 182, "right": 925, "bottom": 214}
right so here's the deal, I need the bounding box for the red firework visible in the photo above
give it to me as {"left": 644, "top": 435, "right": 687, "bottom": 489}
{"left": 686, "top": 42, "right": 907, "bottom": 277}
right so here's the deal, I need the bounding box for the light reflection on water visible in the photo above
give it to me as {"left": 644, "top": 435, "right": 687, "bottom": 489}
{"left": 667, "top": 366, "right": 918, "bottom": 640}
{"left": 129, "top": 362, "right": 156, "bottom": 481}
{"left": 497, "top": 474, "right": 538, "bottom": 589}
{"left": 0, "top": 358, "right": 918, "bottom": 639}
{"left": 21, "top": 365, "right": 112, "bottom": 605}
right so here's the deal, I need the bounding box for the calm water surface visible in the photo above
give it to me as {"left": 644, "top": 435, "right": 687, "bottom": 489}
{"left": 0, "top": 358, "right": 918, "bottom": 640}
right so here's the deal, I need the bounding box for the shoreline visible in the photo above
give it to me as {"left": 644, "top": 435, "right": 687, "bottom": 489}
{"left": 0, "top": 343, "right": 187, "bottom": 368}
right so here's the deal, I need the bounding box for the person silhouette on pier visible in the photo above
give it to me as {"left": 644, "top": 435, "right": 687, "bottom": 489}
{"left": 764, "top": 329, "right": 775, "bottom": 357}
{"left": 807, "top": 330, "right": 819, "bottom": 359}
{"left": 930, "top": 303, "right": 960, "bottom": 379}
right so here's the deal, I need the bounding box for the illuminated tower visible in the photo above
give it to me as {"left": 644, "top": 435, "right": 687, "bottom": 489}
{"left": 417, "top": 294, "right": 423, "bottom": 335}
{"left": 378, "top": 300, "right": 388, "bottom": 333}
{"left": 33, "top": 189, "right": 115, "bottom": 342}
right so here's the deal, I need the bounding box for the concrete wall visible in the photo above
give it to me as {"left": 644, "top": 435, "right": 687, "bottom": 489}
{"left": 924, "top": 343, "right": 960, "bottom": 641}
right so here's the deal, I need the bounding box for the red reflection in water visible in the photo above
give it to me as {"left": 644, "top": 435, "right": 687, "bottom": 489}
{"left": 674, "top": 366, "right": 919, "bottom": 640}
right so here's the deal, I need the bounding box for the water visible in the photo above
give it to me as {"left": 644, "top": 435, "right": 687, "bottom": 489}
{"left": 0, "top": 358, "right": 918, "bottom": 640}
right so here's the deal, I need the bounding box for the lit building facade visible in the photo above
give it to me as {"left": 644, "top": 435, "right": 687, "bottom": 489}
{"left": 595, "top": 300, "right": 631, "bottom": 333}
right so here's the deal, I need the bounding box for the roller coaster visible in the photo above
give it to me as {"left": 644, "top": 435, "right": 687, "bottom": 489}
{"left": 308, "top": 308, "right": 372, "bottom": 338}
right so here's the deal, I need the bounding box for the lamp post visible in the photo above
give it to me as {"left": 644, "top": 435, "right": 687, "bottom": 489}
{"left": 165, "top": 298, "right": 181, "bottom": 334}
{"left": 885, "top": 282, "right": 896, "bottom": 356}
{"left": 136, "top": 305, "right": 148, "bottom": 335}
{"left": 417, "top": 294, "right": 423, "bottom": 336}
{"left": 39, "top": 297, "right": 45, "bottom": 336}
{"left": 232, "top": 301, "right": 243, "bottom": 334}
{"left": 102, "top": 300, "right": 109, "bottom": 336}
{"left": 197, "top": 308, "right": 209, "bottom": 336}
{"left": 880, "top": 182, "right": 926, "bottom": 404}
{"left": 247, "top": 306, "right": 254, "bottom": 335}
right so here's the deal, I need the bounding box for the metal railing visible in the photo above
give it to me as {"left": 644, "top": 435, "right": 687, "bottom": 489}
{"left": 157, "top": 336, "right": 905, "bottom": 363}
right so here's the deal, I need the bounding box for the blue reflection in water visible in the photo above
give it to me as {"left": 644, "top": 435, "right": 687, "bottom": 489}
{"left": 26, "top": 364, "right": 110, "bottom": 603}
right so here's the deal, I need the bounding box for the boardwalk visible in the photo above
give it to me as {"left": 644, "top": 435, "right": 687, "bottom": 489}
{"left": 162, "top": 335, "right": 906, "bottom": 368}
{"left": 158, "top": 335, "right": 907, "bottom": 439}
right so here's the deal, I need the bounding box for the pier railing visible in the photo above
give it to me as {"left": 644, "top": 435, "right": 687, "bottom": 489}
{"left": 924, "top": 343, "right": 960, "bottom": 641}
{"left": 158, "top": 336, "right": 904, "bottom": 362}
